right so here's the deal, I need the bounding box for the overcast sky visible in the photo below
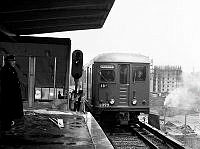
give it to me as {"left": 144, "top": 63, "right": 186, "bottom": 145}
{"left": 33, "top": 0, "right": 200, "bottom": 73}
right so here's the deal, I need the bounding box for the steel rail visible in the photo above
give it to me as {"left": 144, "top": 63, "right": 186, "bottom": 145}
{"left": 138, "top": 121, "right": 188, "bottom": 149}
{"left": 131, "top": 124, "right": 160, "bottom": 149}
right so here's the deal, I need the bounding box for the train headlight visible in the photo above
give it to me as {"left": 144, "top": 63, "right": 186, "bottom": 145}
{"left": 142, "top": 99, "right": 146, "bottom": 105}
{"left": 109, "top": 98, "right": 115, "bottom": 105}
{"left": 132, "top": 99, "right": 137, "bottom": 105}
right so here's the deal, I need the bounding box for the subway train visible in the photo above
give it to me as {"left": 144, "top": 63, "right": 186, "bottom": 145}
{"left": 80, "top": 53, "right": 150, "bottom": 124}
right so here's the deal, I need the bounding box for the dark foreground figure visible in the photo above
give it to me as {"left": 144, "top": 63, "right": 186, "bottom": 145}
{"left": 0, "top": 55, "right": 24, "bottom": 131}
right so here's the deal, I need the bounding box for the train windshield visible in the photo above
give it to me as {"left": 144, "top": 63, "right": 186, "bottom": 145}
{"left": 100, "top": 70, "right": 115, "bottom": 82}
{"left": 119, "top": 64, "right": 129, "bottom": 84}
{"left": 133, "top": 66, "right": 146, "bottom": 82}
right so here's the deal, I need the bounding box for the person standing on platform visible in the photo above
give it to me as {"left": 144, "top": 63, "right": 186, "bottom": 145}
{"left": 0, "top": 55, "right": 24, "bottom": 132}
{"left": 74, "top": 90, "right": 83, "bottom": 112}
{"left": 78, "top": 90, "right": 84, "bottom": 112}
{"left": 58, "top": 91, "right": 62, "bottom": 99}
{"left": 70, "top": 90, "right": 76, "bottom": 111}
{"left": 73, "top": 91, "right": 79, "bottom": 112}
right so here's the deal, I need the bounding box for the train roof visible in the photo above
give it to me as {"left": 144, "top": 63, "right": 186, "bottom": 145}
{"left": 93, "top": 53, "right": 151, "bottom": 63}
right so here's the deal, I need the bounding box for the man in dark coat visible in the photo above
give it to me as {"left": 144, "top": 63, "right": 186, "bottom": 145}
{"left": 0, "top": 55, "right": 24, "bottom": 131}
{"left": 74, "top": 90, "right": 83, "bottom": 112}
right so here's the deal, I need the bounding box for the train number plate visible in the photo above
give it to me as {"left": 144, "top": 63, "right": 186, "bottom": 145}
{"left": 99, "top": 103, "right": 109, "bottom": 107}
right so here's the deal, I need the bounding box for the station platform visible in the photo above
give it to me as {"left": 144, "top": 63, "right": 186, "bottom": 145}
{"left": 0, "top": 107, "right": 114, "bottom": 149}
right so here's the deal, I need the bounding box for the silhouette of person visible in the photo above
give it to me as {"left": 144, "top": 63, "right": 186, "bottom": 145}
{"left": 58, "top": 91, "right": 62, "bottom": 99}
{"left": 74, "top": 90, "right": 83, "bottom": 112}
{"left": 70, "top": 90, "right": 76, "bottom": 111}
{"left": 0, "top": 55, "right": 24, "bottom": 131}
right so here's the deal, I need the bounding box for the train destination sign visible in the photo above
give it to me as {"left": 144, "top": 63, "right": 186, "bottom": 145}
{"left": 100, "top": 65, "right": 115, "bottom": 69}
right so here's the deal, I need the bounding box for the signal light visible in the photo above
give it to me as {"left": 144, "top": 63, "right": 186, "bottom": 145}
{"left": 71, "top": 50, "right": 83, "bottom": 79}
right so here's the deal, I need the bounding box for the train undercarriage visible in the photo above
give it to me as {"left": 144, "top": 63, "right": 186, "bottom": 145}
{"left": 85, "top": 103, "right": 149, "bottom": 126}
{"left": 93, "top": 110, "right": 147, "bottom": 126}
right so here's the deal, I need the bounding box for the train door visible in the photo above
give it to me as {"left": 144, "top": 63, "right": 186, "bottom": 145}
{"left": 118, "top": 64, "right": 130, "bottom": 106}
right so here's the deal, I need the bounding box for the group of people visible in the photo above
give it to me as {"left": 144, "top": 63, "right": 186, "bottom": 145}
{"left": 0, "top": 55, "right": 24, "bottom": 133}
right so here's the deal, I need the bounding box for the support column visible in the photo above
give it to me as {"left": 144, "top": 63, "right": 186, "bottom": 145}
{"left": 64, "top": 49, "right": 71, "bottom": 111}
{"left": 53, "top": 57, "right": 57, "bottom": 99}
{"left": 28, "top": 56, "right": 36, "bottom": 108}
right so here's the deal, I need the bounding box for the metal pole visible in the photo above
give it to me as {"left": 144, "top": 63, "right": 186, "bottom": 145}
{"left": 28, "top": 56, "right": 36, "bottom": 108}
{"left": 53, "top": 57, "right": 57, "bottom": 99}
{"left": 64, "top": 48, "right": 71, "bottom": 111}
{"left": 2, "top": 55, "right": 5, "bottom": 66}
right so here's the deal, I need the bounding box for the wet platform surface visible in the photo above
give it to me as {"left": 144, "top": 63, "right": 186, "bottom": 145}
{"left": 0, "top": 109, "right": 114, "bottom": 149}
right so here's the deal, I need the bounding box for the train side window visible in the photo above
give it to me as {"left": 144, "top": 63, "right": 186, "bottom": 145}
{"left": 100, "top": 70, "right": 115, "bottom": 82}
{"left": 133, "top": 66, "right": 146, "bottom": 82}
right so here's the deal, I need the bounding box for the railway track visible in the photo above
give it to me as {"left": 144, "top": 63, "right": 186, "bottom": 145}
{"left": 131, "top": 123, "right": 170, "bottom": 149}
{"left": 102, "top": 122, "right": 187, "bottom": 149}
{"left": 109, "top": 134, "right": 148, "bottom": 149}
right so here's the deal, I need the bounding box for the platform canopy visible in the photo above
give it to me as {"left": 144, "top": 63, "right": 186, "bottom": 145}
{"left": 0, "top": 0, "right": 115, "bottom": 36}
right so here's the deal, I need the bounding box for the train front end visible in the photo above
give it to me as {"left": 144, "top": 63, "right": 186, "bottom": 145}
{"left": 91, "top": 53, "right": 150, "bottom": 123}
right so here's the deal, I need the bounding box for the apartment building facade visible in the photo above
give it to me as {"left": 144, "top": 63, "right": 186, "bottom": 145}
{"left": 152, "top": 66, "right": 182, "bottom": 95}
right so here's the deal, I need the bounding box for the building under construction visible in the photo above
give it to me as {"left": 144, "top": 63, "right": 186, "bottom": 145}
{"left": 152, "top": 66, "right": 182, "bottom": 96}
